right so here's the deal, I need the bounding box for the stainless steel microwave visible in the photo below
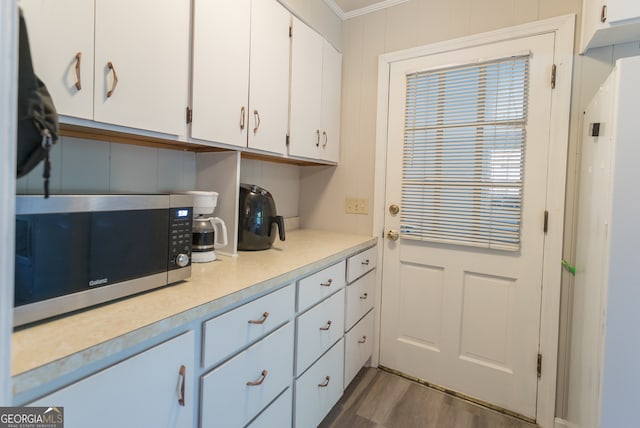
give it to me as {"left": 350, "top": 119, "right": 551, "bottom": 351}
{"left": 14, "top": 194, "right": 193, "bottom": 326}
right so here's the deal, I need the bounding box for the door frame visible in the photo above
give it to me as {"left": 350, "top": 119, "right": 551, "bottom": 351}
{"left": 370, "top": 14, "right": 575, "bottom": 427}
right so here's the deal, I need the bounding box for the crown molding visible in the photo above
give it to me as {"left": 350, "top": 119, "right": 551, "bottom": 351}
{"left": 323, "top": 0, "right": 409, "bottom": 20}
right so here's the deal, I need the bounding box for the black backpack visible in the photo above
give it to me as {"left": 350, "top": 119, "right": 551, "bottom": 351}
{"left": 16, "top": 8, "right": 59, "bottom": 198}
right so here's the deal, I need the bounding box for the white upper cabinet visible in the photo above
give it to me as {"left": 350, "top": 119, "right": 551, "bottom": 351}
{"left": 191, "top": 0, "right": 251, "bottom": 148}
{"left": 19, "top": 0, "right": 95, "bottom": 120}
{"left": 581, "top": 0, "right": 640, "bottom": 52}
{"left": 289, "top": 18, "right": 342, "bottom": 162}
{"left": 191, "top": 0, "right": 290, "bottom": 154}
{"left": 247, "top": 0, "right": 291, "bottom": 155}
{"left": 93, "top": 0, "right": 190, "bottom": 136}
{"left": 320, "top": 40, "right": 342, "bottom": 163}
{"left": 20, "top": 0, "right": 190, "bottom": 137}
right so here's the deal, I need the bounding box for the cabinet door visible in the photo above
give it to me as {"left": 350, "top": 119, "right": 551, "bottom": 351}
{"left": 191, "top": 0, "right": 250, "bottom": 147}
{"left": 247, "top": 0, "right": 290, "bottom": 154}
{"left": 30, "top": 331, "right": 195, "bottom": 428}
{"left": 344, "top": 310, "right": 374, "bottom": 388}
{"left": 93, "top": 0, "right": 190, "bottom": 136}
{"left": 294, "top": 338, "right": 344, "bottom": 428}
{"left": 320, "top": 41, "right": 342, "bottom": 163}
{"left": 607, "top": 0, "right": 640, "bottom": 23}
{"left": 18, "top": 0, "right": 94, "bottom": 120}
{"left": 289, "top": 16, "right": 323, "bottom": 159}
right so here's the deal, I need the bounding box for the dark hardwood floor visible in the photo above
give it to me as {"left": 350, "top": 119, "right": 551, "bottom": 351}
{"left": 319, "top": 368, "right": 538, "bottom": 428}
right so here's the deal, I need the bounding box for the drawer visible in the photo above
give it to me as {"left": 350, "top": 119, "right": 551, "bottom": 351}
{"left": 346, "top": 246, "right": 377, "bottom": 283}
{"left": 297, "top": 260, "right": 346, "bottom": 312}
{"left": 247, "top": 388, "right": 292, "bottom": 428}
{"left": 202, "top": 284, "right": 294, "bottom": 369}
{"left": 296, "top": 289, "right": 345, "bottom": 376}
{"left": 201, "top": 323, "right": 293, "bottom": 428}
{"left": 294, "top": 338, "right": 344, "bottom": 428}
{"left": 344, "top": 309, "right": 374, "bottom": 389}
{"left": 345, "top": 270, "right": 375, "bottom": 331}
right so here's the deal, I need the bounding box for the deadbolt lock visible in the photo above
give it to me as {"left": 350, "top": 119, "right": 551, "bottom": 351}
{"left": 389, "top": 204, "right": 400, "bottom": 215}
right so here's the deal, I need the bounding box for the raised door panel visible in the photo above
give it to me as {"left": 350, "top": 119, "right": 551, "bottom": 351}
{"left": 320, "top": 41, "right": 342, "bottom": 163}
{"left": 289, "top": 16, "right": 323, "bottom": 159}
{"left": 18, "top": 0, "right": 94, "bottom": 120}
{"left": 191, "top": 0, "right": 250, "bottom": 147}
{"left": 344, "top": 310, "right": 374, "bottom": 388}
{"left": 30, "top": 331, "right": 195, "bottom": 428}
{"left": 294, "top": 338, "right": 344, "bottom": 428}
{"left": 202, "top": 284, "right": 294, "bottom": 369}
{"left": 201, "top": 323, "right": 294, "bottom": 428}
{"left": 295, "top": 289, "right": 345, "bottom": 376}
{"left": 247, "top": 0, "right": 290, "bottom": 155}
{"left": 93, "top": 0, "right": 190, "bottom": 136}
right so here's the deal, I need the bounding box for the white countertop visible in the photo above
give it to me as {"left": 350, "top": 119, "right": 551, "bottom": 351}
{"left": 11, "top": 229, "right": 376, "bottom": 396}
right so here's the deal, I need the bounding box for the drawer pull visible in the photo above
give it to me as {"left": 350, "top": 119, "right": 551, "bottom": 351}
{"left": 246, "top": 369, "right": 268, "bottom": 386}
{"left": 358, "top": 336, "right": 367, "bottom": 344}
{"left": 360, "top": 293, "right": 368, "bottom": 300}
{"left": 248, "top": 312, "right": 270, "bottom": 325}
{"left": 319, "top": 320, "right": 332, "bottom": 331}
{"left": 318, "top": 376, "right": 331, "bottom": 387}
{"left": 177, "top": 365, "right": 186, "bottom": 406}
{"left": 320, "top": 279, "right": 333, "bottom": 287}
{"left": 361, "top": 259, "right": 370, "bottom": 266}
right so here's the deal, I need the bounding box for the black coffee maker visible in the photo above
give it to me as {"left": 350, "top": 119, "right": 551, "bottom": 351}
{"left": 237, "top": 184, "right": 285, "bottom": 250}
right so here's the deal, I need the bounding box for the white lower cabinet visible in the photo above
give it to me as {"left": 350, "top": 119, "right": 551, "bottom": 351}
{"left": 30, "top": 331, "right": 195, "bottom": 428}
{"left": 294, "top": 339, "right": 345, "bottom": 428}
{"left": 344, "top": 310, "right": 374, "bottom": 389}
{"left": 247, "top": 388, "right": 293, "bottom": 428}
{"left": 200, "top": 323, "right": 294, "bottom": 428}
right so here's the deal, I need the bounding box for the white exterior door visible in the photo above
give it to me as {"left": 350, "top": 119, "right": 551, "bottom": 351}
{"left": 380, "top": 33, "right": 555, "bottom": 419}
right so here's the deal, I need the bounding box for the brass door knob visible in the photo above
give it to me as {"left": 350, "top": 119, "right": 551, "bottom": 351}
{"left": 387, "top": 230, "right": 399, "bottom": 241}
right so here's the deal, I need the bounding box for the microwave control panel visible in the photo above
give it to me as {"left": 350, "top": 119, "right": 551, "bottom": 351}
{"left": 169, "top": 207, "right": 192, "bottom": 269}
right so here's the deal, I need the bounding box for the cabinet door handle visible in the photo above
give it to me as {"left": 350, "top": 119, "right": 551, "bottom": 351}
{"left": 316, "top": 129, "right": 320, "bottom": 147}
{"left": 253, "top": 109, "right": 260, "bottom": 134}
{"left": 177, "top": 365, "right": 186, "bottom": 406}
{"left": 319, "top": 320, "right": 332, "bottom": 331}
{"left": 601, "top": 5, "right": 607, "bottom": 23}
{"left": 358, "top": 336, "right": 367, "bottom": 344}
{"left": 360, "top": 293, "right": 368, "bottom": 300}
{"left": 318, "top": 375, "right": 331, "bottom": 387}
{"left": 246, "top": 369, "right": 268, "bottom": 386}
{"left": 320, "top": 279, "right": 333, "bottom": 287}
{"left": 322, "top": 130, "right": 328, "bottom": 147}
{"left": 240, "top": 106, "right": 246, "bottom": 130}
{"left": 106, "top": 61, "right": 118, "bottom": 98}
{"left": 74, "top": 52, "right": 82, "bottom": 90}
{"left": 361, "top": 259, "right": 370, "bottom": 266}
{"left": 248, "top": 312, "right": 269, "bottom": 324}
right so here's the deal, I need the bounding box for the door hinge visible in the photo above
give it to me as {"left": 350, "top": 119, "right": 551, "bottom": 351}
{"left": 286, "top": 134, "right": 290, "bottom": 146}
{"left": 289, "top": 25, "right": 292, "bottom": 38}
{"left": 186, "top": 106, "right": 193, "bottom": 124}
{"left": 537, "top": 353, "right": 542, "bottom": 378}
{"left": 543, "top": 210, "right": 549, "bottom": 233}
{"left": 551, "top": 64, "right": 557, "bottom": 89}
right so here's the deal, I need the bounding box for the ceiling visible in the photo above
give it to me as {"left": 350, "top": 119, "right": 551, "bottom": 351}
{"left": 328, "top": 0, "right": 409, "bottom": 18}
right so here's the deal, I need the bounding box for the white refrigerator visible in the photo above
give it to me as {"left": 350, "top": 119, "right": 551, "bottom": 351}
{"left": 567, "top": 55, "right": 640, "bottom": 427}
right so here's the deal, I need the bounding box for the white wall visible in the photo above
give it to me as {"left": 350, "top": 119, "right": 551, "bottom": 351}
{"left": 0, "top": 0, "right": 16, "bottom": 406}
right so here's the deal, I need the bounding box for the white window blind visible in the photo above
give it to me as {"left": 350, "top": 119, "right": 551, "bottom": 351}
{"left": 401, "top": 55, "right": 530, "bottom": 251}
